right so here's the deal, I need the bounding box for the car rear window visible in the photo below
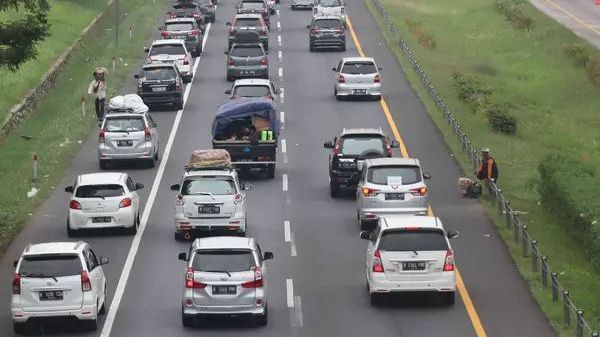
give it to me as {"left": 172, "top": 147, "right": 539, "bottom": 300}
{"left": 341, "top": 61, "right": 377, "bottom": 74}
{"left": 173, "top": 3, "right": 198, "bottom": 9}
{"left": 105, "top": 117, "right": 145, "bottom": 132}
{"left": 235, "top": 18, "right": 261, "bottom": 26}
{"left": 165, "top": 22, "right": 194, "bottom": 31}
{"left": 182, "top": 177, "right": 236, "bottom": 195}
{"left": 340, "top": 136, "right": 385, "bottom": 156}
{"left": 233, "top": 85, "right": 270, "bottom": 97}
{"left": 20, "top": 255, "right": 82, "bottom": 277}
{"left": 368, "top": 165, "right": 422, "bottom": 185}
{"left": 241, "top": 2, "right": 264, "bottom": 9}
{"left": 313, "top": 19, "right": 343, "bottom": 29}
{"left": 231, "top": 46, "right": 264, "bottom": 57}
{"left": 76, "top": 184, "right": 126, "bottom": 198}
{"left": 150, "top": 44, "right": 186, "bottom": 56}
{"left": 192, "top": 250, "right": 256, "bottom": 272}
{"left": 379, "top": 230, "right": 448, "bottom": 251}
{"left": 319, "top": 0, "right": 342, "bottom": 6}
{"left": 142, "top": 67, "right": 176, "bottom": 81}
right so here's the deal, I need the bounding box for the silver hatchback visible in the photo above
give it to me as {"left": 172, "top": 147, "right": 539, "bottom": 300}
{"left": 356, "top": 157, "right": 431, "bottom": 229}
{"left": 333, "top": 57, "right": 382, "bottom": 100}
{"left": 178, "top": 236, "right": 273, "bottom": 326}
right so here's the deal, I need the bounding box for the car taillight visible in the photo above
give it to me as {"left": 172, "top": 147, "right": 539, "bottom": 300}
{"left": 12, "top": 273, "right": 20, "bottom": 294}
{"left": 228, "top": 58, "right": 235, "bottom": 66}
{"left": 374, "top": 74, "right": 381, "bottom": 83}
{"left": 169, "top": 14, "right": 177, "bottom": 18}
{"left": 99, "top": 129, "right": 105, "bottom": 143}
{"left": 332, "top": 143, "right": 340, "bottom": 156}
{"left": 119, "top": 197, "right": 132, "bottom": 208}
{"left": 410, "top": 187, "right": 428, "bottom": 196}
{"left": 260, "top": 58, "right": 268, "bottom": 66}
{"left": 144, "top": 127, "right": 151, "bottom": 142}
{"left": 183, "top": 56, "right": 190, "bottom": 65}
{"left": 337, "top": 74, "right": 345, "bottom": 83}
{"left": 267, "top": 94, "right": 274, "bottom": 100}
{"left": 242, "top": 267, "right": 264, "bottom": 288}
{"left": 161, "top": 31, "right": 171, "bottom": 38}
{"left": 443, "top": 250, "right": 455, "bottom": 271}
{"left": 193, "top": 13, "right": 200, "bottom": 17}
{"left": 176, "top": 194, "right": 184, "bottom": 206}
{"left": 186, "top": 267, "right": 206, "bottom": 288}
{"left": 373, "top": 250, "right": 384, "bottom": 273}
{"left": 386, "top": 143, "right": 393, "bottom": 156}
{"left": 362, "top": 187, "right": 380, "bottom": 197}
{"left": 188, "top": 29, "right": 199, "bottom": 36}
{"left": 81, "top": 271, "right": 92, "bottom": 292}
{"left": 233, "top": 194, "right": 243, "bottom": 205}
{"left": 69, "top": 200, "right": 82, "bottom": 210}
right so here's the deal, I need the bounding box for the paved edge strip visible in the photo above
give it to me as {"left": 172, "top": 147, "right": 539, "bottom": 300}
{"left": 542, "top": 0, "right": 600, "bottom": 36}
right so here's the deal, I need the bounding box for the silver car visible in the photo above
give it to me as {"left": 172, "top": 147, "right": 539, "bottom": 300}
{"left": 225, "top": 41, "right": 269, "bottom": 81}
{"left": 313, "top": 0, "right": 345, "bottom": 23}
{"left": 356, "top": 157, "right": 431, "bottom": 230}
{"left": 225, "top": 78, "right": 279, "bottom": 100}
{"left": 98, "top": 111, "right": 159, "bottom": 168}
{"left": 291, "top": 0, "right": 314, "bottom": 10}
{"left": 333, "top": 57, "right": 382, "bottom": 100}
{"left": 145, "top": 39, "right": 193, "bottom": 83}
{"left": 179, "top": 236, "right": 273, "bottom": 326}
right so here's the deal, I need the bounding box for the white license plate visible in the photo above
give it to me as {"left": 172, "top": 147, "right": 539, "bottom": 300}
{"left": 353, "top": 89, "right": 367, "bottom": 95}
{"left": 152, "top": 87, "right": 167, "bottom": 92}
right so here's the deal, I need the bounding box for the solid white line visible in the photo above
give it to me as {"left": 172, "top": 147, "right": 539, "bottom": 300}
{"left": 99, "top": 23, "right": 213, "bottom": 337}
{"left": 282, "top": 173, "right": 288, "bottom": 191}
{"left": 286, "top": 279, "right": 294, "bottom": 308}
{"left": 281, "top": 138, "right": 287, "bottom": 153}
{"left": 280, "top": 88, "right": 285, "bottom": 104}
{"left": 278, "top": 67, "right": 283, "bottom": 78}
{"left": 280, "top": 111, "right": 285, "bottom": 124}
{"left": 284, "top": 220, "right": 291, "bottom": 242}
{"left": 278, "top": 34, "right": 282, "bottom": 46}
{"left": 293, "top": 296, "right": 304, "bottom": 327}
{"left": 278, "top": 50, "right": 282, "bottom": 61}
{"left": 290, "top": 234, "right": 297, "bottom": 256}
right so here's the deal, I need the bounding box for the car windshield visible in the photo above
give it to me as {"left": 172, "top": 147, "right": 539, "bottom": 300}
{"left": 320, "top": 0, "right": 342, "bottom": 6}
{"left": 236, "top": 18, "right": 261, "bottom": 26}
{"left": 105, "top": 117, "right": 145, "bottom": 132}
{"left": 75, "top": 184, "right": 126, "bottom": 198}
{"left": 142, "top": 68, "right": 176, "bottom": 81}
{"left": 339, "top": 136, "right": 385, "bottom": 156}
{"left": 165, "top": 22, "right": 194, "bottom": 31}
{"left": 19, "top": 255, "right": 82, "bottom": 278}
{"left": 181, "top": 177, "right": 237, "bottom": 195}
{"left": 192, "top": 250, "right": 256, "bottom": 272}
{"left": 313, "top": 19, "right": 342, "bottom": 29}
{"left": 241, "top": 2, "right": 264, "bottom": 9}
{"left": 231, "top": 46, "right": 264, "bottom": 57}
{"left": 379, "top": 231, "right": 448, "bottom": 251}
{"left": 173, "top": 3, "right": 197, "bottom": 9}
{"left": 233, "top": 85, "right": 270, "bottom": 97}
{"left": 368, "top": 165, "right": 422, "bottom": 185}
{"left": 150, "top": 44, "right": 186, "bottom": 56}
{"left": 342, "top": 61, "right": 377, "bottom": 74}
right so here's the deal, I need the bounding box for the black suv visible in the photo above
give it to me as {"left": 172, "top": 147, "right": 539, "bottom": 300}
{"left": 160, "top": 18, "right": 204, "bottom": 57}
{"left": 307, "top": 15, "right": 346, "bottom": 51}
{"left": 135, "top": 63, "right": 184, "bottom": 110}
{"left": 324, "top": 128, "right": 399, "bottom": 197}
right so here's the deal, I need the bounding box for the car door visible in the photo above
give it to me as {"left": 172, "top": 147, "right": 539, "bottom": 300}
{"left": 87, "top": 248, "right": 106, "bottom": 305}
{"left": 126, "top": 177, "right": 141, "bottom": 215}
{"left": 83, "top": 248, "right": 103, "bottom": 306}
{"left": 145, "top": 113, "right": 159, "bottom": 153}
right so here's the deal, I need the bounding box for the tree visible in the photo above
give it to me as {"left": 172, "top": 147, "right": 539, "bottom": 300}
{"left": 0, "top": 0, "right": 50, "bottom": 70}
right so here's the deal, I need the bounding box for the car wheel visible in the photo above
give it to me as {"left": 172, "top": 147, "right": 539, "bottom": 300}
{"left": 291, "top": 5, "right": 296, "bottom": 9}
{"left": 341, "top": 44, "right": 346, "bottom": 52}
{"left": 267, "top": 164, "right": 275, "bottom": 178}
{"left": 99, "top": 287, "right": 107, "bottom": 314}
{"left": 264, "top": 43, "right": 269, "bottom": 51}
{"left": 256, "top": 304, "right": 268, "bottom": 326}
{"left": 370, "top": 293, "right": 380, "bottom": 306}
{"left": 154, "top": 147, "right": 160, "bottom": 161}
{"left": 99, "top": 160, "right": 108, "bottom": 169}
{"left": 67, "top": 220, "right": 78, "bottom": 237}
{"left": 375, "top": 95, "right": 382, "bottom": 101}
{"left": 175, "top": 97, "right": 184, "bottom": 110}
{"left": 147, "top": 157, "right": 156, "bottom": 168}
{"left": 227, "top": 74, "right": 235, "bottom": 82}
{"left": 330, "top": 181, "right": 340, "bottom": 197}
{"left": 174, "top": 231, "right": 184, "bottom": 241}
{"left": 309, "top": 44, "right": 315, "bottom": 52}
{"left": 182, "top": 310, "right": 194, "bottom": 327}
{"left": 211, "top": 17, "right": 216, "bottom": 23}
{"left": 13, "top": 322, "right": 28, "bottom": 335}
{"left": 82, "top": 306, "right": 98, "bottom": 331}
{"left": 125, "top": 215, "right": 139, "bottom": 236}
{"left": 443, "top": 292, "right": 456, "bottom": 305}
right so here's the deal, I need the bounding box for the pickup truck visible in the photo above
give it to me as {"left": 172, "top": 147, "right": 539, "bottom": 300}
{"left": 212, "top": 98, "right": 279, "bottom": 178}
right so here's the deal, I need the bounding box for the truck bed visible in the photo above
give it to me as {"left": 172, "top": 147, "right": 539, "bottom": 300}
{"left": 212, "top": 140, "right": 277, "bottom": 164}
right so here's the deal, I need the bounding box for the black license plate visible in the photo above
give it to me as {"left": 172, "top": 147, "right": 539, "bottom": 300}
{"left": 241, "top": 70, "right": 256, "bottom": 75}
{"left": 353, "top": 89, "right": 367, "bottom": 95}
{"left": 198, "top": 206, "right": 220, "bottom": 214}
{"left": 385, "top": 193, "right": 404, "bottom": 200}
{"left": 92, "top": 217, "right": 112, "bottom": 223}
{"left": 117, "top": 140, "right": 133, "bottom": 147}
{"left": 402, "top": 262, "right": 426, "bottom": 271}
{"left": 39, "top": 290, "right": 63, "bottom": 301}
{"left": 212, "top": 285, "right": 237, "bottom": 295}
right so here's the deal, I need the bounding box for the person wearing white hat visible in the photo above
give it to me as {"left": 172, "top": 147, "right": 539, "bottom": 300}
{"left": 476, "top": 147, "right": 498, "bottom": 183}
{"left": 88, "top": 67, "right": 107, "bottom": 121}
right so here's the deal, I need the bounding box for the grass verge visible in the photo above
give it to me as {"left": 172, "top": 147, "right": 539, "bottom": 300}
{"left": 0, "top": 0, "right": 110, "bottom": 122}
{"left": 0, "top": 0, "right": 168, "bottom": 250}
{"left": 364, "top": 0, "right": 600, "bottom": 335}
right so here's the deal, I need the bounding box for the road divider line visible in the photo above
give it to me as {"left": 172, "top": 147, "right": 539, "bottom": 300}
{"left": 284, "top": 220, "right": 291, "bottom": 242}
{"left": 286, "top": 279, "right": 294, "bottom": 307}
{"left": 280, "top": 88, "right": 285, "bottom": 104}
{"left": 100, "top": 22, "right": 213, "bottom": 337}
{"left": 278, "top": 50, "right": 283, "bottom": 61}
{"left": 278, "top": 67, "right": 283, "bottom": 78}
{"left": 278, "top": 34, "right": 282, "bottom": 46}
{"left": 280, "top": 111, "right": 285, "bottom": 124}
{"left": 292, "top": 296, "right": 304, "bottom": 327}
{"left": 282, "top": 173, "right": 288, "bottom": 191}
{"left": 346, "top": 13, "right": 488, "bottom": 337}
{"left": 281, "top": 138, "right": 287, "bottom": 153}
{"left": 290, "top": 234, "right": 297, "bottom": 256}
{"left": 276, "top": 9, "right": 280, "bottom": 16}
{"left": 277, "top": 21, "right": 281, "bottom": 30}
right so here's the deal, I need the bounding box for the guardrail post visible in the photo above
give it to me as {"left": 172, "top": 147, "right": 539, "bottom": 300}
{"left": 513, "top": 213, "right": 520, "bottom": 243}
{"left": 505, "top": 201, "right": 511, "bottom": 229}
{"left": 541, "top": 256, "right": 548, "bottom": 288}
{"left": 576, "top": 310, "right": 584, "bottom": 337}
{"left": 496, "top": 189, "right": 503, "bottom": 215}
{"left": 531, "top": 240, "right": 538, "bottom": 272}
{"left": 564, "top": 291, "right": 571, "bottom": 326}
{"left": 521, "top": 225, "right": 528, "bottom": 257}
{"left": 551, "top": 272, "right": 559, "bottom": 302}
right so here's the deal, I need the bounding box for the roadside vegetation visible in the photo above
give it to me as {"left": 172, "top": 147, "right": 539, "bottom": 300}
{"left": 0, "top": 0, "right": 168, "bottom": 251}
{"left": 365, "top": 0, "right": 600, "bottom": 334}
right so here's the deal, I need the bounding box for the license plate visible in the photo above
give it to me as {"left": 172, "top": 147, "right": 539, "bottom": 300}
{"left": 152, "top": 87, "right": 167, "bottom": 92}
{"left": 353, "top": 89, "right": 367, "bottom": 95}
{"left": 117, "top": 140, "right": 133, "bottom": 147}
{"left": 402, "top": 261, "right": 426, "bottom": 271}
{"left": 385, "top": 193, "right": 404, "bottom": 200}
{"left": 92, "top": 217, "right": 112, "bottom": 223}
{"left": 241, "top": 70, "right": 256, "bottom": 75}
{"left": 212, "top": 285, "right": 237, "bottom": 294}
{"left": 198, "top": 205, "right": 220, "bottom": 214}
{"left": 39, "top": 290, "right": 63, "bottom": 301}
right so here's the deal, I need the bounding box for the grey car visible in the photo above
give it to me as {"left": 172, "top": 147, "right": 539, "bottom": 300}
{"left": 333, "top": 57, "right": 382, "bottom": 100}
{"left": 227, "top": 14, "right": 269, "bottom": 50}
{"left": 194, "top": 0, "right": 217, "bottom": 23}
{"left": 225, "top": 42, "right": 269, "bottom": 81}
{"left": 356, "top": 158, "right": 431, "bottom": 229}
{"left": 178, "top": 236, "right": 273, "bottom": 326}
{"left": 291, "top": 0, "right": 314, "bottom": 10}
{"left": 98, "top": 111, "right": 159, "bottom": 168}
{"left": 307, "top": 15, "right": 346, "bottom": 51}
{"left": 160, "top": 18, "right": 204, "bottom": 57}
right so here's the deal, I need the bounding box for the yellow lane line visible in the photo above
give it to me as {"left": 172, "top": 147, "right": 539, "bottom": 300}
{"left": 543, "top": 0, "right": 600, "bottom": 37}
{"left": 346, "top": 13, "right": 489, "bottom": 337}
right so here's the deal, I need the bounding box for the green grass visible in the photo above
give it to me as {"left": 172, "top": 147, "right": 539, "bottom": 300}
{"left": 0, "top": 0, "right": 110, "bottom": 123}
{"left": 0, "top": 0, "right": 168, "bottom": 250}
{"left": 364, "top": 0, "right": 600, "bottom": 335}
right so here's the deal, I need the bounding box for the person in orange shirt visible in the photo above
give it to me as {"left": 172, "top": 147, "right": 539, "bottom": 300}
{"left": 476, "top": 147, "right": 499, "bottom": 183}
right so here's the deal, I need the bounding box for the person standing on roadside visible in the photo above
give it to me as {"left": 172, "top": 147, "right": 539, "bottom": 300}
{"left": 88, "top": 67, "right": 107, "bottom": 121}
{"left": 476, "top": 147, "right": 499, "bottom": 184}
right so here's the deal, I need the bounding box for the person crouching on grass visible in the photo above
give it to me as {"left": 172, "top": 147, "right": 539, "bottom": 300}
{"left": 475, "top": 147, "right": 499, "bottom": 187}
{"left": 88, "top": 67, "right": 107, "bottom": 121}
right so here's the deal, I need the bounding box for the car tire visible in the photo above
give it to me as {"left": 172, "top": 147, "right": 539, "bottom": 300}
{"left": 99, "top": 287, "right": 107, "bottom": 314}
{"left": 330, "top": 181, "right": 340, "bottom": 197}
{"left": 227, "top": 74, "right": 235, "bottom": 82}
{"left": 175, "top": 97, "right": 184, "bottom": 110}
{"left": 147, "top": 157, "right": 156, "bottom": 168}
{"left": 267, "top": 164, "right": 275, "bottom": 178}
{"left": 182, "top": 311, "right": 194, "bottom": 327}
{"left": 309, "top": 44, "right": 315, "bottom": 52}
{"left": 264, "top": 43, "right": 269, "bottom": 51}
{"left": 256, "top": 304, "right": 268, "bottom": 326}
{"left": 291, "top": 5, "right": 296, "bottom": 10}
{"left": 210, "top": 17, "right": 215, "bottom": 23}
{"left": 341, "top": 44, "right": 346, "bottom": 52}
{"left": 370, "top": 293, "right": 380, "bottom": 306}
{"left": 67, "top": 220, "right": 78, "bottom": 237}
{"left": 154, "top": 147, "right": 160, "bottom": 161}
{"left": 82, "top": 308, "right": 98, "bottom": 331}
{"left": 443, "top": 292, "right": 456, "bottom": 305}
{"left": 125, "top": 214, "right": 139, "bottom": 236}
{"left": 13, "top": 322, "right": 28, "bottom": 335}
{"left": 99, "top": 160, "right": 108, "bottom": 170}
{"left": 375, "top": 95, "right": 382, "bottom": 101}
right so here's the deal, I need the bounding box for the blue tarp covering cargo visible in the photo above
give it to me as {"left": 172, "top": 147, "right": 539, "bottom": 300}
{"left": 211, "top": 98, "right": 279, "bottom": 138}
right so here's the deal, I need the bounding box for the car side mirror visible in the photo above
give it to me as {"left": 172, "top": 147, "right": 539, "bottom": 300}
{"left": 263, "top": 251, "right": 274, "bottom": 260}
{"left": 360, "top": 231, "right": 372, "bottom": 240}
{"left": 423, "top": 172, "right": 432, "bottom": 179}
{"left": 274, "top": 88, "right": 280, "bottom": 94}
{"left": 178, "top": 252, "right": 188, "bottom": 261}
{"left": 323, "top": 141, "right": 334, "bottom": 149}
{"left": 64, "top": 186, "right": 74, "bottom": 193}
{"left": 144, "top": 47, "right": 149, "bottom": 53}
{"left": 305, "top": 24, "right": 311, "bottom": 29}
{"left": 158, "top": 26, "right": 164, "bottom": 31}
{"left": 170, "top": 184, "right": 181, "bottom": 191}
{"left": 390, "top": 140, "right": 400, "bottom": 148}
{"left": 447, "top": 231, "right": 459, "bottom": 239}
{"left": 224, "top": 51, "right": 229, "bottom": 55}
{"left": 226, "top": 22, "right": 232, "bottom": 26}
{"left": 378, "top": 66, "right": 383, "bottom": 71}
{"left": 99, "top": 256, "right": 110, "bottom": 265}
{"left": 356, "top": 161, "right": 364, "bottom": 172}
{"left": 13, "top": 260, "right": 18, "bottom": 268}
{"left": 225, "top": 89, "right": 232, "bottom": 95}
{"left": 134, "top": 74, "right": 140, "bottom": 79}
{"left": 332, "top": 67, "right": 337, "bottom": 71}
{"left": 135, "top": 183, "right": 144, "bottom": 190}
{"left": 166, "top": 11, "right": 172, "bottom": 15}
{"left": 242, "top": 183, "right": 252, "bottom": 191}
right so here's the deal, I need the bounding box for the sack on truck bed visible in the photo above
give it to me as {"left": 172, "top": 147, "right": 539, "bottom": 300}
{"left": 186, "top": 149, "right": 232, "bottom": 170}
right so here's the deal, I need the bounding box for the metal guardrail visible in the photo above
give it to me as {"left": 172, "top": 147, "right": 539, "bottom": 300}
{"left": 369, "top": 0, "right": 598, "bottom": 335}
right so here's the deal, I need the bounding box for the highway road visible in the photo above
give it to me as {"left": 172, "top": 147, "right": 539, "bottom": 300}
{"left": 0, "top": 0, "right": 557, "bottom": 336}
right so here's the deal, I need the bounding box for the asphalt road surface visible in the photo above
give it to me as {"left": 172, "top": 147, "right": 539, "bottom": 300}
{"left": 0, "top": 0, "right": 557, "bottom": 336}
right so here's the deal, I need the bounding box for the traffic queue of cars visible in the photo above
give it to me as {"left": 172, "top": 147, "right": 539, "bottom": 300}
{"left": 9, "top": 0, "right": 460, "bottom": 333}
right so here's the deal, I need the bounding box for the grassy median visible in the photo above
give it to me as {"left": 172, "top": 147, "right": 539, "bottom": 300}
{"left": 365, "top": 0, "right": 600, "bottom": 334}
{"left": 0, "top": 0, "right": 168, "bottom": 250}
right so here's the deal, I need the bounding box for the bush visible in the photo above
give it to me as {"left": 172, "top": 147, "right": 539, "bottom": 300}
{"left": 564, "top": 43, "right": 590, "bottom": 68}
{"left": 585, "top": 59, "right": 600, "bottom": 86}
{"left": 495, "top": 0, "right": 533, "bottom": 31}
{"left": 538, "top": 154, "right": 600, "bottom": 265}
{"left": 484, "top": 103, "right": 517, "bottom": 134}
{"left": 404, "top": 17, "right": 436, "bottom": 49}
{"left": 451, "top": 72, "right": 493, "bottom": 106}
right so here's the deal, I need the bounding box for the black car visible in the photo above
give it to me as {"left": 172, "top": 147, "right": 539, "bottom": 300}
{"left": 176, "top": 0, "right": 217, "bottom": 23}
{"left": 169, "top": 2, "right": 206, "bottom": 26}
{"left": 135, "top": 63, "right": 184, "bottom": 110}
{"left": 324, "top": 128, "right": 399, "bottom": 197}
{"left": 161, "top": 18, "right": 204, "bottom": 57}
{"left": 307, "top": 15, "right": 346, "bottom": 51}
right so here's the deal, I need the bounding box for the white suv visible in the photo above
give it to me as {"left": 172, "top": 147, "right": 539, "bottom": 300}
{"left": 360, "top": 215, "right": 458, "bottom": 305}
{"left": 65, "top": 172, "right": 144, "bottom": 236}
{"left": 11, "top": 241, "right": 109, "bottom": 333}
